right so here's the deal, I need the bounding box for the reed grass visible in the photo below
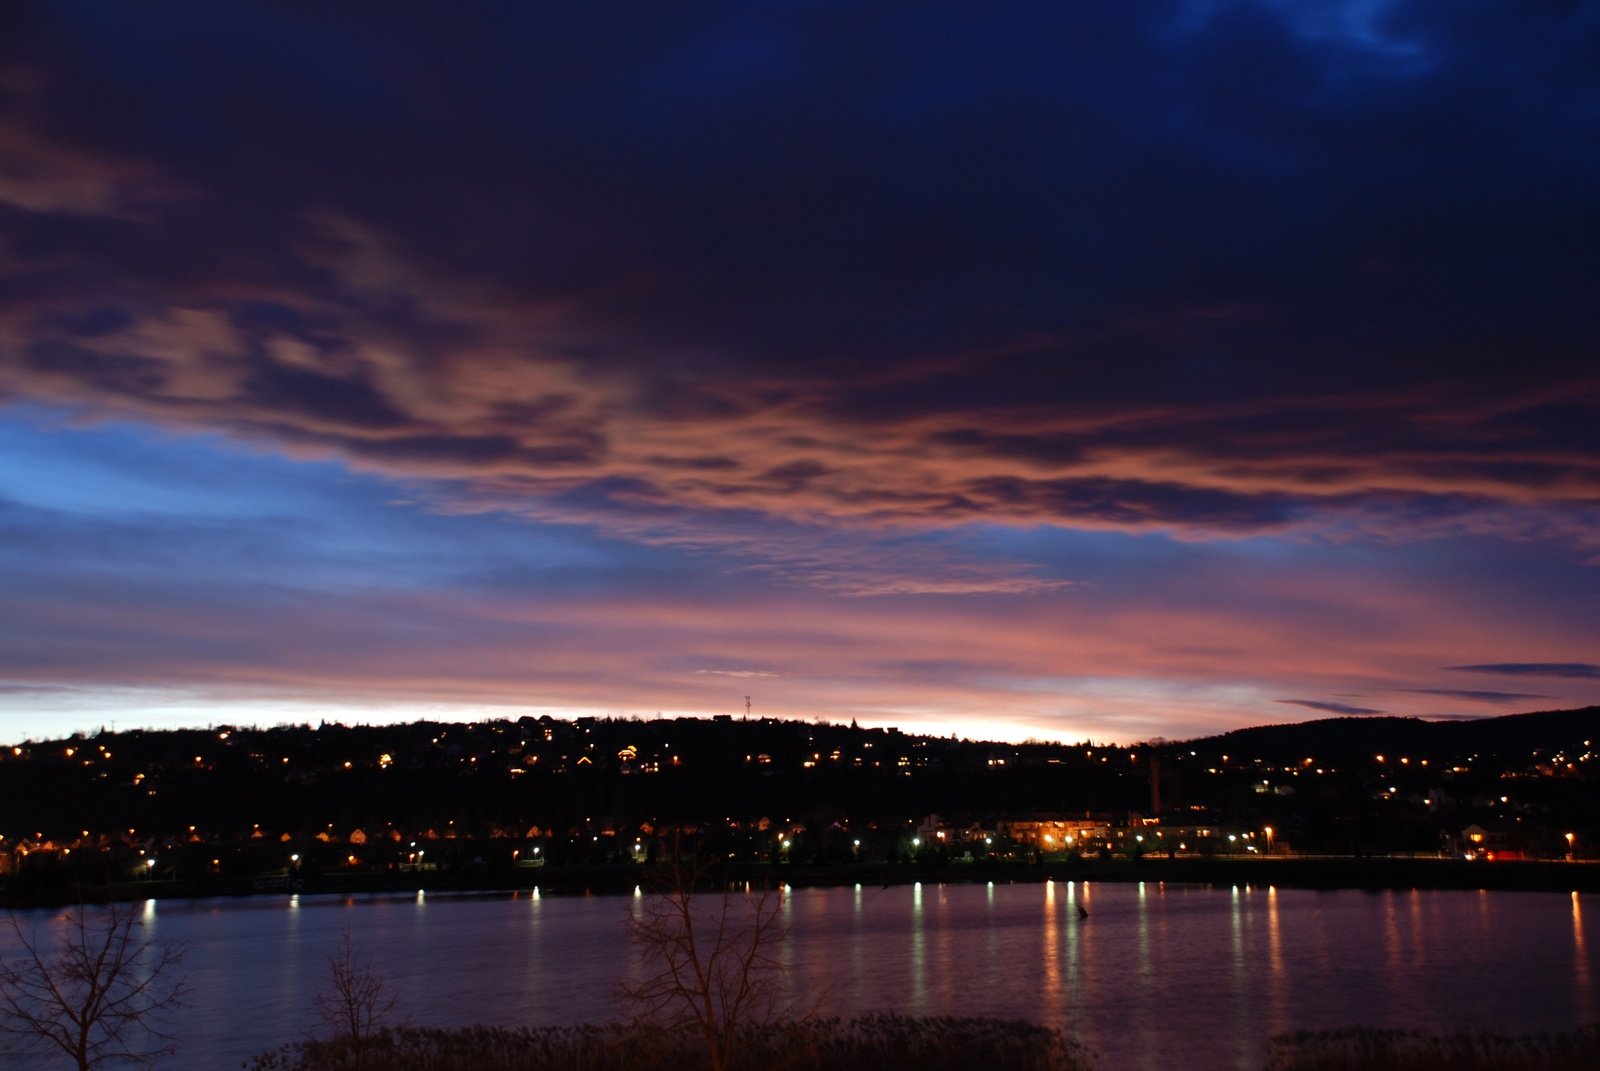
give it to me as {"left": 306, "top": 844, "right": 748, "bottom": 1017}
{"left": 1265, "top": 1025, "right": 1600, "bottom": 1071}
{"left": 244, "top": 1013, "right": 1097, "bottom": 1071}
{"left": 247, "top": 1018, "right": 1600, "bottom": 1070}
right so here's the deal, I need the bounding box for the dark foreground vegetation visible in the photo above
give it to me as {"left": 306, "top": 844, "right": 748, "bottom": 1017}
{"left": 242, "top": 1020, "right": 1600, "bottom": 1071}
{"left": 1265, "top": 1025, "right": 1600, "bottom": 1070}
{"left": 245, "top": 1016, "right": 1096, "bottom": 1071}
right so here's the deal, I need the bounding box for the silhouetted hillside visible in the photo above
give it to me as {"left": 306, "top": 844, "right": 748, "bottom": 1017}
{"left": 1179, "top": 706, "right": 1598, "bottom": 765}
{"left": 1, "top": 705, "right": 1595, "bottom": 903}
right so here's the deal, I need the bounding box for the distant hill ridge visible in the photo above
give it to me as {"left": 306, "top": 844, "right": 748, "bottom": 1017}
{"left": 1177, "top": 705, "right": 1599, "bottom": 761}
{"left": 14, "top": 703, "right": 1596, "bottom": 758}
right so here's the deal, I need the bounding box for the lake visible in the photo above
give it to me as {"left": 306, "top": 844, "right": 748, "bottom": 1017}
{"left": 2, "top": 881, "right": 1595, "bottom": 1069}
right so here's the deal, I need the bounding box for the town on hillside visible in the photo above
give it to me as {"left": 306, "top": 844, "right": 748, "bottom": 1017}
{"left": 2, "top": 707, "right": 1595, "bottom": 902}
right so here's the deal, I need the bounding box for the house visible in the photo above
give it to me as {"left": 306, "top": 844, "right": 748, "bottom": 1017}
{"left": 1460, "top": 823, "right": 1527, "bottom": 860}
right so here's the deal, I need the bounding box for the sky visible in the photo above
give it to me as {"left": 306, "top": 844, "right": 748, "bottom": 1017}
{"left": 2, "top": 1, "right": 1599, "bottom": 744}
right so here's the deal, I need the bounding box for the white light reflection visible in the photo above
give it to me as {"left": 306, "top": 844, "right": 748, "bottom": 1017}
{"left": 1230, "top": 885, "right": 1244, "bottom": 977}
{"left": 1043, "top": 879, "right": 1060, "bottom": 1004}
{"left": 910, "top": 882, "right": 926, "bottom": 1008}
{"left": 851, "top": 882, "right": 866, "bottom": 1008}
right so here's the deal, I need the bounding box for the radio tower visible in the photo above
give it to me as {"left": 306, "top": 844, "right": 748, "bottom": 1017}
{"left": 744, "top": 695, "right": 751, "bottom": 720}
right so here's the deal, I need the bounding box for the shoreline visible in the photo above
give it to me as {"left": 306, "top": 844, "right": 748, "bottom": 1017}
{"left": 6, "top": 855, "right": 1598, "bottom": 910}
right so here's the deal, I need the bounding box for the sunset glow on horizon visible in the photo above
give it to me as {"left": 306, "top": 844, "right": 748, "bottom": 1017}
{"left": 3, "top": 3, "right": 1599, "bottom": 744}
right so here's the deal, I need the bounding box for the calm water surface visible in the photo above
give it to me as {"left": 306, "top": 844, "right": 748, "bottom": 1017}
{"left": 3, "top": 882, "right": 1596, "bottom": 1070}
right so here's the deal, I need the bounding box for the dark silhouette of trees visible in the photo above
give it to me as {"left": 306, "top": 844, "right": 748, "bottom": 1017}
{"left": 0, "top": 902, "right": 187, "bottom": 1070}
{"left": 311, "top": 933, "right": 397, "bottom": 1069}
{"left": 621, "top": 840, "right": 790, "bottom": 1071}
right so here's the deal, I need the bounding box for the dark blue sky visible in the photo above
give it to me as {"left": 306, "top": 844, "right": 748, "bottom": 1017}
{"left": 2, "top": 1, "right": 1598, "bottom": 741}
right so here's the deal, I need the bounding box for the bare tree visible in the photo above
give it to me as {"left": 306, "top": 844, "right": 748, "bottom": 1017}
{"left": 0, "top": 902, "right": 188, "bottom": 1070}
{"left": 621, "top": 840, "right": 790, "bottom": 1071}
{"left": 311, "top": 932, "right": 397, "bottom": 1067}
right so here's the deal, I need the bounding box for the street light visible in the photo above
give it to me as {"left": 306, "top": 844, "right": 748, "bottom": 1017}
{"left": 1264, "top": 826, "right": 1274, "bottom": 854}
{"left": 1567, "top": 832, "right": 1576, "bottom": 860}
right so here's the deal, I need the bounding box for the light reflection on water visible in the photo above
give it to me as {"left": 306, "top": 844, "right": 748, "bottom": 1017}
{"left": 1, "top": 884, "right": 1595, "bottom": 1070}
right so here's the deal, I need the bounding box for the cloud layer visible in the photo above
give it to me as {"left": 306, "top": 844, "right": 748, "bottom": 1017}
{"left": 2, "top": 3, "right": 1599, "bottom": 738}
